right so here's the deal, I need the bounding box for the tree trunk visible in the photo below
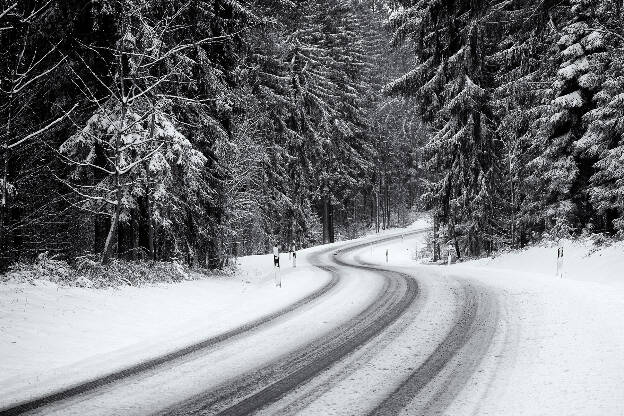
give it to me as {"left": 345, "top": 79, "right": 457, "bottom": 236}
{"left": 146, "top": 195, "right": 155, "bottom": 260}
{"left": 322, "top": 193, "right": 329, "bottom": 244}
{"left": 144, "top": 110, "right": 156, "bottom": 261}
{"left": 94, "top": 214, "right": 109, "bottom": 254}
{"left": 0, "top": 147, "right": 7, "bottom": 241}
{"left": 375, "top": 189, "right": 379, "bottom": 233}
{"left": 509, "top": 148, "right": 516, "bottom": 248}
{"left": 396, "top": 201, "right": 400, "bottom": 227}
{"left": 101, "top": 128, "right": 124, "bottom": 265}
{"left": 433, "top": 215, "right": 439, "bottom": 262}
{"left": 385, "top": 173, "right": 390, "bottom": 228}
{"left": 379, "top": 175, "right": 385, "bottom": 230}
{"left": 101, "top": 186, "right": 122, "bottom": 264}
{"left": 328, "top": 200, "right": 334, "bottom": 243}
{"left": 1, "top": 88, "right": 12, "bottom": 263}
{"left": 132, "top": 212, "right": 139, "bottom": 260}
{"left": 1, "top": 147, "right": 7, "bottom": 228}
{"left": 102, "top": 33, "right": 127, "bottom": 265}
{"left": 0, "top": 147, "right": 7, "bottom": 270}
{"left": 448, "top": 215, "right": 460, "bottom": 259}
{"left": 368, "top": 190, "right": 374, "bottom": 227}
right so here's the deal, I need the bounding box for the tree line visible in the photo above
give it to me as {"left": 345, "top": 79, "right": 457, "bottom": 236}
{"left": 5, "top": 0, "right": 619, "bottom": 269}
{"left": 387, "top": 0, "right": 624, "bottom": 258}
{"left": 0, "top": 0, "right": 421, "bottom": 269}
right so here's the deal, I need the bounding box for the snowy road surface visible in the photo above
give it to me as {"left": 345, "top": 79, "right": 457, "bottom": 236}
{"left": 2, "top": 229, "right": 624, "bottom": 415}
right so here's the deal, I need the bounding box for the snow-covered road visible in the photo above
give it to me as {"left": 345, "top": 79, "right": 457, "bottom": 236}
{"left": 358, "top": 234, "right": 624, "bottom": 416}
{"left": 2, "top": 228, "right": 623, "bottom": 415}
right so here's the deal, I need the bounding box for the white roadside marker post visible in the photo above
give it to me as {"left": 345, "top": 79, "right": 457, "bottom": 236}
{"left": 273, "top": 244, "right": 281, "bottom": 287}
{"left": 447, "top": 243, "right": 453, "bottom": 266}
{"left": 556, "top": 246, "right": 564, "bottom": 278}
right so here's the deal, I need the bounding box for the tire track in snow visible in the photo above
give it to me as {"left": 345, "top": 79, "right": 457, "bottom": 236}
{"left": 341, "top": 241, "right": 501, "bottom": 416}
{"left": 0, "top": 263, "right": 340, "bottom": 416}
{"left": 157, "top": 270, "right": 418, "bottom": 416}
{"left": 158, "top": 232, "right": 427, "bottom": 416}
{"left": 368, "top": 278, "right": 499, "bottom": 416}
{"left": 210, "top": 233, "right": 499, "bottom": 416}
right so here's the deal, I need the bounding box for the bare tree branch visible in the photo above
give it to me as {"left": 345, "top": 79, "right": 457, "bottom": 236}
{"left": 7, "top": 103, "right": 79, "bottom": 150}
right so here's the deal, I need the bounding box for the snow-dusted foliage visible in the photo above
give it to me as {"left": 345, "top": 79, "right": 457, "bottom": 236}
{"left": 387, "top": 0, "right": 501, "bottom": 256}
{"left": 0, "top": 179, "right": 16, "bottom": 199}
{"left": 61, "top": 92, "right": 208, "bottom": 256}
{"left": 3, "top": 0, "right": 624, "bottom": 268}
{"left": 524, "top": 0, "right": 623, "bottom": 235}
{"left": 2, "top": 251, "right": 194, "bottom": 288}
{"left": 587, "top": 56, "right": 624, "bottom": 233}
{"left": 230, "top": 0, "right": 387, "bottom": 248}
{"left": 387, "top": 0, "right": 624, "bottom": 252}
{"left": 0, "top": 0, "right": 401, "bottom": 269}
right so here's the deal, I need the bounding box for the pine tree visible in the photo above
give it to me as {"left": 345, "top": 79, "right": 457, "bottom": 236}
{"left": 387, "top": 0, "right": 500, "bottom": 256}
{"left": 583, "top": 3, "right": 624, "bottom": 233}
{"left": 486, "top": 0, "right": 560, "bottom": 246}
{"left": 523, "top": 0, "right": 598, "bottom": 235}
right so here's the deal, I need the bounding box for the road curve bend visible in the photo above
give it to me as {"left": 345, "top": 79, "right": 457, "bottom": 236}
{"left": 2, "top": 231, "right": 502, "bottom": 416}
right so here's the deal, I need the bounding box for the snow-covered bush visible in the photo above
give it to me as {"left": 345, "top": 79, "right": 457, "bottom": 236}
{"left": 72, "top": 259, "right": 194, "bottom": 288}
{"left": 2, "top": 252, "right": 74, "bottom": 284}
{"left": 1, "top": 255, "right": 204, "bottom": 288}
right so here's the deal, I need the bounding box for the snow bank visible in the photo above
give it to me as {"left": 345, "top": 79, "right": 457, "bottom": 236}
{"left": 465, "top": 237, "right": 624, "bottom": 287}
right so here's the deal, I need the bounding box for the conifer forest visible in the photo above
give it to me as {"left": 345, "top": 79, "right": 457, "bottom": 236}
{"left": 1, "top": 0, "right": 623, "bottom": 269}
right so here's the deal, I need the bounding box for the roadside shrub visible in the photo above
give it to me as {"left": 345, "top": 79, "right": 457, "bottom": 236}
{"left": 0, "top": 252, "right": 210, "bottom": 288}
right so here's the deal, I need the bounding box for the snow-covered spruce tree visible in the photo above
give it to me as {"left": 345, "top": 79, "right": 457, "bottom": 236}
{"left": 353, "top": 1, "right": 392, "bottom": 232}
{"left": 373, "top": 97, "right": 429, "bottom": 230}
{"left": 91, "top": 0, "right": 262, "bottom": 267}
{"left": 485, "top": 0, "right": 561, "bottom": 246}
{"left": 524, "top": 0, "right": 612, "bottom": 236}
{"left": 236, "top": 1, "right": 326, "bottom": 250}
{"left": 386, "top": 1, "right": 501, "bottom": 256}
{"left": 314, "top": 0, "right": 379, "bottom": 243}
{"left": 283, "top": 0, "right": 349, "bottom": 244}
{"left": 240, "top": 0, "right": 381, "bottom": 247}
{"left": 583, "top": 3, "right": 624, "bottom": 233}
{"left": 348, "top": 0, "right": 428, "bottom": 233}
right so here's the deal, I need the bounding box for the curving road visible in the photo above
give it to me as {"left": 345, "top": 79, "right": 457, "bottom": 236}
{"left": 1, "top": 231, "right": 502, "bottom": 416}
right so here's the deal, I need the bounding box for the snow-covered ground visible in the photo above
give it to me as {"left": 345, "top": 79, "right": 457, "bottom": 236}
{"left": 0, "top": 248, "right": 331, "bottom": 407}
{"left": 463, "top": 237, "right": 624, "bottom": 287}
{"left": 0, "top": 222, "right": 426, "bottom": 409}
{"left": 3, "top": 218, "right": 622, "bottom": 415}
{"left": 363, "top": 233, "right": 624, "bottom": 415}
